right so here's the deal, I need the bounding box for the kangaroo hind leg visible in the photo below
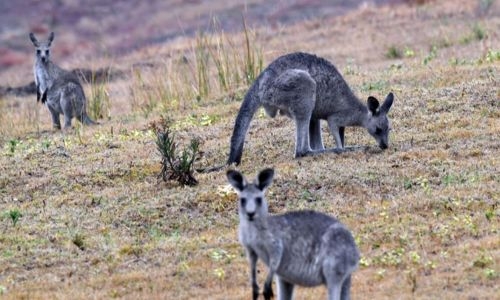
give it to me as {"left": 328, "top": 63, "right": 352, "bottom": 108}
{"left": 276, "top": 277, "right": 294, "bottom": 300}
{"left": 269, "top": 69, "right": 317, "bottom": 157}
{"left": 309, "top": 119, "right": 324, "bottom": 150}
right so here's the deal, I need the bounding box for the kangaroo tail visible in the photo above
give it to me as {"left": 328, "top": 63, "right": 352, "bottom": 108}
{"left": 227, "top": 81, "right": 262, "bottom": 165}
{"left": 80, "top": 113, "right": 97, "bottom": 126}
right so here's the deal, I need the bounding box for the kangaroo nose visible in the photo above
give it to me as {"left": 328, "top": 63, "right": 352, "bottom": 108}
{"left": 247, "top": 212, "right": 255, "bottom": 220}
{"left": 379, "top": 142, "right": 388, "bottom": 150}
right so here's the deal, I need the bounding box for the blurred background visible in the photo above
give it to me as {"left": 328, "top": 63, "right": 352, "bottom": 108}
{"left": 0, "top": 0, "right": 428, "bottom": 73}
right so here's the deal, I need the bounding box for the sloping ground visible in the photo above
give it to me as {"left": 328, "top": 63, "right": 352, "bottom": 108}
{"left": 0, "top": 0, "right": 402, "bottom": 76}
{"left": 0, "top": 0, "right": 499, "bottom": 299}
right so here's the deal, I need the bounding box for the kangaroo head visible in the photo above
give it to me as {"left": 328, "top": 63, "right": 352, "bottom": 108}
{"left": 366, "top": 92, "right": 394, "bottom": 149}
{"left": 29, "top": 32, "right": 55, "bottom": 64}
{"left": 227, "top": 168, "right": 274, "bottom": 222}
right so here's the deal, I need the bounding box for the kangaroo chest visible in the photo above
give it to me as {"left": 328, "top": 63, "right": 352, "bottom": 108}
{"left": 34, "top": 62, "right": 55, "bottom": 92}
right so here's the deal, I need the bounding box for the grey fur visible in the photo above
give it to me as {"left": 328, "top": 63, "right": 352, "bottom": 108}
{"left": 227, "top": 168, "right": 360, "bottom": 300}
{"left": 30, "top": 32, "right": 95, "bottom": 129}
{"left": 228, "top": 52, "right": 394, "bottom": 165}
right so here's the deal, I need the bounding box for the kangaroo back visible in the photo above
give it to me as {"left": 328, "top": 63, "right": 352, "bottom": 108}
{"left": 225, "top": 52, "right": 394, "bottom": 166}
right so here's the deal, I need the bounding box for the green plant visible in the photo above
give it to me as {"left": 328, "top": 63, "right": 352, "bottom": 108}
{"left": 8, "top": 139, "right": 19, "bottom": 155}
{"left": 72, "top": 233, "right": 85, "bottom": 250}
{"left": 386, "top": 46, "right": 402, "bottom": 59}
{"left": 484, "top": 268, "right": 496, "bottom": 279}
{"left": 460, "top": 23, "right": 487, "bottom": 45}
{"left": 361, "top": 80, "right": 387, "bottom": 92}
{"left": 7, "top": 209, "right": 22, "bottom": 226}
{"left": 472, "top": 23, "right": 486, "bottom": 41}
{"left": 150, "top": 116, "right": 200, "bottom": 186}
{"left": 404, "top": 47, "right": 415, "bottom": 58}
{"left": 484, "top": 207, "right": 495, "bottom": 221}
{"left": 485, "top": 49, "right": 500, "bottom": 63}
{"left": 423, "top": 45, "right": 437, "bottom": 65}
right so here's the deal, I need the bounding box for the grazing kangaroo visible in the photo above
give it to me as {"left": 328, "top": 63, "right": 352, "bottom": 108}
{"left": 228, "top": 52, "right": 394, "bottom": 165}
{"left": 29, "top": 32, "right": 95, "bottom": 129}
{"left": 227, "top": 168, "right": 360, "bottom": 300}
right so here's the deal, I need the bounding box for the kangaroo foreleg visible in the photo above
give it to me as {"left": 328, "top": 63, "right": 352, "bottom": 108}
{"left": 247, "top": 249, "right": 260, "bottom": 300}
{"left": 294, "top": 117, "right": 312, "bottom": 157}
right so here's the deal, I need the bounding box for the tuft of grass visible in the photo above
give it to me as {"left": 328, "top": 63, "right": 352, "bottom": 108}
{"left": 460, "top": 23, "right": 487, "bottom": 45}
{"left": 5, "top": 209, "right": 22, "bottom": 226}
{"left": 130, "top": 68, "right": 157, "bottom": 118}
{"left": 87, "top": 70, "right": 111, "bottom": 121}
{"left": 195, "top": 32, "right": 210, "bottom": 100}
{"left": 242, "top": 16, "right": 263, "bottom": 85}
{"left": 125, "top": 18, "right": 264, "bottom": 118}
{"left": 72, "top": 233, "right": 86, "bottom": 250}
{"left": 361, "top": 80, "right": 387, "bottom": 92}
{"left": 386, "top": 46, "right": 403, "bottom": 59}
{"left": 8, "top": 139, "right": 19, "bottom": 155}
{"left": 423, "top": 45, "right": 438, "bottom": 65}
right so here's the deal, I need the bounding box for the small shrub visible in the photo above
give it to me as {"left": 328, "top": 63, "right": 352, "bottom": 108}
{"left": 150, "top": 116, "right": 200, "bottom": 186}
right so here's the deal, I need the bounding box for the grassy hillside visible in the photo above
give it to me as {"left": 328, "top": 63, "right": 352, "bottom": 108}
{"left": 0, "top": 0, "right": 498, "bottom": 299}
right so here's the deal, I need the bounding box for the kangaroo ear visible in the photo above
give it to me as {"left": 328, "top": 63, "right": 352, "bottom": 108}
{"left": 29, "top": 33, "right": 39, "bottom": 47}
{"left": 380, "top": 92, "right": 394, "bottom": 114}
{"left": 47, "top": 32, "right": 55, "bottom": 46}
{"left": 227, "top": 170, "right": 246, "bottom": 191}
{"left": 256, "top": 168, "right": 274, "bottom": 191}
{"left": 367, "top": 96, "right": 380, "bottom": 115}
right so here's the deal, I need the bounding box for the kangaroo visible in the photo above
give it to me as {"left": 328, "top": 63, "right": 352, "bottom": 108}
{"left": 29, "top": 32, "right": 95, "bottom": 129}
{"left": 228, "top": 52, "right": 394, "bottom": 165}
{"left": 227, "top": 168, "right": 360, "bottom": 300}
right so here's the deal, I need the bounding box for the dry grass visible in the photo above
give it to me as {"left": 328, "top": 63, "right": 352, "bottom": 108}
{"left": 0, "top": 0, "right": 499, "bottom": 299}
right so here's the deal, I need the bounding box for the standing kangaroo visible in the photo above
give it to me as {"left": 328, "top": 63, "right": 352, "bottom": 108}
{"left": 29, "top": 32, "right": 95, "bottom": 129}
{"left": 228, "top": 52, "right": 394, "bottom": 165}
{"left": 227, "top": 168, "right": 360, "bottom": 300}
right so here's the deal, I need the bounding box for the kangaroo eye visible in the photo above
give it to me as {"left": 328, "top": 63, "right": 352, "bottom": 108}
{"left": 45, "top": 50, "right": 49, "bottom": 55}
{"left": 240, "top": 197, "right": 247, "bottom": 206}
{"left": 375, "top": 127, "right": 382, "bottom": 134}
{"left": 255, "top": 197, "right": 262, "bottom": 205}
{"left": 36, "top": 50, "right": 41, "bottom": 54}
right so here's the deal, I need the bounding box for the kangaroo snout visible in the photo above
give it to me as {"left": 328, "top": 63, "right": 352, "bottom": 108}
{"left": 379, "top": 142, "right": 388, "bottom": 150}
{"left": 246, "top": 212, "right": 255, "bottom": 221}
